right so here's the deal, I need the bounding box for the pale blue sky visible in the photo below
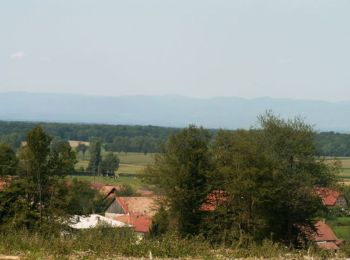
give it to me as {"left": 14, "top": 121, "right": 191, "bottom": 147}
{"left": 1, "top": 0, "right": 350, "bottom": 101}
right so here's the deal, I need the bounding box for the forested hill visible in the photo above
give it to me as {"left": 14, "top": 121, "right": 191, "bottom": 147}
{"left": 0, "top": 121, "right": 350, "bottom": 156}
{"left": 2, "top": 92, "right": 350, "bottom": 131}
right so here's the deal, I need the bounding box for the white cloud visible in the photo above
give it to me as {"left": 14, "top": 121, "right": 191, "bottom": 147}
{"left": 10, "top": 51, "right": 26, "bottom": 60}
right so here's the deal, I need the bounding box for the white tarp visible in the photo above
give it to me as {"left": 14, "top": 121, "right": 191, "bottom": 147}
{"left": 69, "top": 214, "right": 130, "bottom": 229}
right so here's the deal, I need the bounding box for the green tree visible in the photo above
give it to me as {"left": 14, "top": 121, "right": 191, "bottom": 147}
{"left": 147, "top": 125, "right": 212, "bottom": 235}
{"left": 259, "top": 112, "right": 337, "bottom": 187}
{"left": 87, "top": 138, "right": 102, "bottom": 175}
{"left": 51, "top": 178, "right": 105, "bottom": 215}
{"left": 100, "top": 152, "right": 120, "bottom": 177}
{"left": 206, "top": 113, "right": 335, "bottom": 246}
{"left": 1, "top": 127, "right": 77, "bottom": 229}
{"left": 206, "top": 129, "right": 272, "bottom": 245}
{"left": 0, "top": 180, "right": 39, "bottom": 230}
{"left": 150, "top": 204, "right": 170, "bottom": 237}
{"left": 0, "top": 143, "right": 18, "bottom": 176}
{"left": 118, "top": 184, "right": 135, "bottom": 196}
{"left": 0, "top": 133, "right": 22, "bottom": 150}
{"left": 256, "top": 113, "right": 333, "bottom": 243}
{"left": 76, "top": 143, "right": 88, "bottom": 159}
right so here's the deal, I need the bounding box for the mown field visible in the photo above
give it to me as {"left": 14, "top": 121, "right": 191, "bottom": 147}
{"left": 74, "top": 154, "right": 350, "bottom": 188}
{"left": 76, "top": 155, "right": 350, "bottom": 181}
{"left": 71, "top": 152, "right": 154, "bottom": 189}
{"left": 66, "top": 175, "right": 144, "bottom": 190}
{"left": 324, "top": 157, "right": 350, "bottom": 185}
{"left": 75, "top": 152, "right": 154, "bottom": 175}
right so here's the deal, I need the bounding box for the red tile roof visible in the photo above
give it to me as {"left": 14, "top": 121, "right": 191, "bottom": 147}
{"left": 300, "top": 220, "right": 343, "bottom": 250}
{"left": 315, "top": 187, "right": 342, "bottom": 206}
{"left": 313, "top": 221, "right": 340, "bottom": 242}
{"left": 114, "top": 214, "right": 152, "bottom": 233}
{"left": 200, "top": 190, "right": 228, "bottom": 212}
{"left": 310, "top": 221, "right": 343, "bottom": 250}
{"left": 109, "top": 196, "right": 161, "bottom": 233}
{"left": 115, "top": 197, "right": 159, "bottom": 217}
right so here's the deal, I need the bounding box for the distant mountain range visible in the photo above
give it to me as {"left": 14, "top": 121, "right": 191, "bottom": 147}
{"left": 0, "top": 92, "right": 349, "bottom": 132}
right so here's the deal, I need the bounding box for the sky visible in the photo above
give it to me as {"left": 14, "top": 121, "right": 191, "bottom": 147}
{"left": 1, "top": 0, "right": 350, "bottom": 101}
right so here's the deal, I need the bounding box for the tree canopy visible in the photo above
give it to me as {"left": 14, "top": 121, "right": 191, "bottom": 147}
{"left": 148, "top": 113, "right": 338, "bottom": 246}
{"left": 147, "top": 125, "right": 213, "bottom": 235}
{"left": 0, "top": 121, "right": 349, "bottom": 156}
{"left": 0, "top": 144, "right": 18, "bottom": 176}
{"left": 0, "top": 127, "right": 99, "bottom": 232}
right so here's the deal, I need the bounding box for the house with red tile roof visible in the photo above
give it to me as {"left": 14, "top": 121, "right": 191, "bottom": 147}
{"left": 315, "top": 187, "right": 348, "bottom": 208}
{"left": 311, "top": 220, "right": 344, "bottom": 250}
{"left": 104, "top": 196, "right": 160, "bottom": 233}
{"left": 106, "top": 196, "right": 159, "bottom": 217}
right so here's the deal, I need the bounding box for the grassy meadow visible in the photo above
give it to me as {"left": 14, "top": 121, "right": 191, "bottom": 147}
{"left": 66, "top": 175, "right": 144, "bottom": 190}
{"left": 324, "top": 157, "right": 350, "bottom": 185}
{"left": 72, "top": 152, "right": 154, "bottom": 189}
{"left": 327, "top": 217, "right": 350, "bottom": 242}
{"left": 73, "top": 153, "right": 350, "bottom": 187}
{"left": 338, "top": 157, "right": 350, "bottom": 186}
{"left": 75, "top": 151, "right": 154, "bottom": 175}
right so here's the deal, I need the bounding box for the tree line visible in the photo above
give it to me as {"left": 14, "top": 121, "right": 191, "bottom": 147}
{"left": 1, "top": 121, "right": 350, "bottom": 156}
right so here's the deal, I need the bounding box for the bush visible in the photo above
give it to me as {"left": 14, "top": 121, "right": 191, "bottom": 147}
{"left": 0, "top": 228, "right": 342, "bottom": 259}
{"left": 0, "top": 228, "right": 211, "bottom": 258}
{"left": 118, "top": 184, "right": 136, "bottom": 196}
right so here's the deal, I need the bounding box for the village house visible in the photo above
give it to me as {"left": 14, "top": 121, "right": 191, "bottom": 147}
{"left": 105, "top": 196, "right": 159, "bottom": 218}
{"left": 311, "top": 220, "right": 344, "bottom": 250}
{"left": 315, "top": 187, "right": 348, "bottom": 208}
{"left": 104, "top": 196, "right": 160, "bottom": 234}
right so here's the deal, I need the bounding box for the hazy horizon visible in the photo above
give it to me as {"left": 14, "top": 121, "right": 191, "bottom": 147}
{"left": 1, "top": 1, "right": 350, "bottom": 102}
{"left": 2, "top": 90, "right": 350, "bottom": 103}
{"left": 2, "top": 92, "right": 350, "bottom": 132}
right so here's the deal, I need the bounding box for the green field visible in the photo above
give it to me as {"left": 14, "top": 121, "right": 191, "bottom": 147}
{"left": 72, "top": 152, "right": 155, "bottom": 189}
{"left": 114, "top": 152, "right": 154, "bottom": 165}
{"left": 66, "top": 175, "right": 145, "bottom": 190}
{"left": 75, "top": 152, "right": 154, "bottom": 174}
{"left": 74, "top": 155, "right": 350, "bottom": 188}
{"left": 327, "top": 217, "right": 350, "bottom": 242}
{"left": 324, "top": 157, "right": 350, "bottom": 183}
{"left": 76, "top": 154, "right": 350, "bottom": 180}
